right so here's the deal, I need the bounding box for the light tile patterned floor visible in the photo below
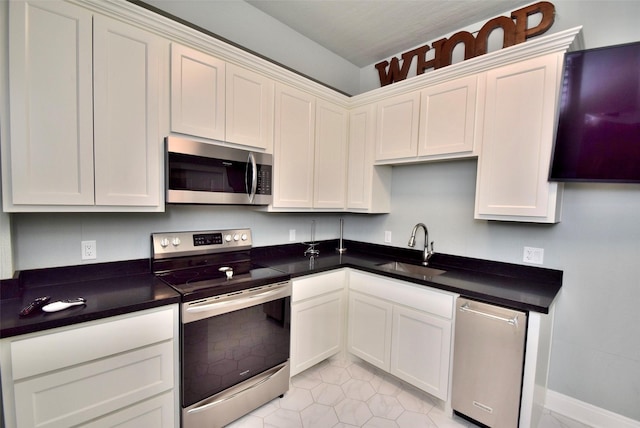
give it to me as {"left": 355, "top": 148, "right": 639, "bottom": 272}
{"left": 227, "top": 357, "right": 592, "bottom": 428}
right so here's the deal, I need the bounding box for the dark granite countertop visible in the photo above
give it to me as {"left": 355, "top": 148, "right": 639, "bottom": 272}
{"left": 0, "top": 260, "right": 181, "bottom": 338}
{"left": 1, "top": 240, "right": 562, "bottom": 339}
{"left": 253, "top": 240, "right": 562, "bottom": 314}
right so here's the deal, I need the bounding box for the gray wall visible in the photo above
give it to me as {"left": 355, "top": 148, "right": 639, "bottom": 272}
{"left": 8, "top": 0, "right": 640, "bottom": 422}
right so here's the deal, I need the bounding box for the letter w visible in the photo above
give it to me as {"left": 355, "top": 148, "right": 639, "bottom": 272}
{"left": 375, "top": 45, "right": 429, "bottom": 86}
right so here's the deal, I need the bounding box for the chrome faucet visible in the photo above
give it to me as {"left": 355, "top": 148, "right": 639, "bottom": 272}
{"left": 408, "top": 223, "right": 434, "bottom": 266}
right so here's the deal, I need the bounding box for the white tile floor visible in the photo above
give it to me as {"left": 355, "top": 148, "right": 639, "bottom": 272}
{"left": 227, "top": 357, "right": 592, "bottom": 428}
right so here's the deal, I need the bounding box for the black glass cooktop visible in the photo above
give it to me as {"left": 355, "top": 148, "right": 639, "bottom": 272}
{"left": 155, "top": 259, "right": 289, "bottom": 301}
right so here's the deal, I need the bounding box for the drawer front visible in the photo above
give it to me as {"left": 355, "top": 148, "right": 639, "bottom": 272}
{"left": 292, "top": 269, "right": 346, "bottom": 302}
{"left": 349, "top": 270, "right": 455, "bottom": 319}
{"left": 79, "top": 391, "right": 175, "bottom": 428}
{"left": 13, "top": 341, "right": 174, "bottom": 428}
{"left": 11, "top": 306, "right": 175, "bottom": 380}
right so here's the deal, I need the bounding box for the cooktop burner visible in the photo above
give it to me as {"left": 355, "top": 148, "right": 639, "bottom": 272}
{"left": 151, "top": 229, "right": 290, "bottom": 301}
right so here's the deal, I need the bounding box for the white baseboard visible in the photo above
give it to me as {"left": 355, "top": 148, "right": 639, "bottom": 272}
{"left": 545, "top": 390, "right": 640, "bottom": 428}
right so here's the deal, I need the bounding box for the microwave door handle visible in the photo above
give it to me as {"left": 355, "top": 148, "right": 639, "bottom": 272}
{"left": 246, "top": 152, "right": 257, "bottom": 203}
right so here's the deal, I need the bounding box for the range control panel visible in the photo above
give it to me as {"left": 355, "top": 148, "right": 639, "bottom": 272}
{"left": 151, "top": 229, "right": 252, "bottom": 259}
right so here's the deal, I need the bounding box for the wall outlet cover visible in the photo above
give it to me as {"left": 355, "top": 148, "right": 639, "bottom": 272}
{"left": 384, "top": 231, "right": 392, "bottom": 243}
{"left": 82, "top": 240, "right": 97, "bottom": 260}
{"left": 523, "top": 246, "right": 544, "bottom": 264}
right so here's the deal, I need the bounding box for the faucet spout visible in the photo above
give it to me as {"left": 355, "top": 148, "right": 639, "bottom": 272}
{"left": 408, "top": 223, "right": 434, "bottom": 266}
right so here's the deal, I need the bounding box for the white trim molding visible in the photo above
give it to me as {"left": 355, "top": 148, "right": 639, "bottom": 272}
{"left": 546, "top": 390, "right": 640, "bottom": 428}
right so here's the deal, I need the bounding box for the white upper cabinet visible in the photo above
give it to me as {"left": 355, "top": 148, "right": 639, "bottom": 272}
{"left": 418, "top": 75, "right": 482, "bottom": 158}
{"left": 93, "top": 15, "right": 165, "bottom": 207}
{"left": 273, "top": 83, "right": 316, "bottom": 208}
{"left": 272, "top": 83, "right": 348, "bottom": 210}
{"left": 375, "top": 74, "right": 481, "bottom": 163}
{"left": 226, "top": 63, "right": 275, "bottom": 151}
{"left": 170, "top": 43, "right": 225, "bottom": 141}
{"left": 375, "top": 92, "right": 421, "bottom": 161}
{"left": 8, "top": 1, "right": 94, "bottom": 206}
{"left": 313, "top": 99, "right": 348, "bottom": 209}
{"left": 5, "top": 1, "right": 166, "bottom": 211}
{"left": 347, "top": 104, "right": 391, "bottom": 213}
{"left": 170, "top": 45, "right": 275, "bottom": 152}
{"left": 475, "top": 53, "right": 564, "bottom": 223}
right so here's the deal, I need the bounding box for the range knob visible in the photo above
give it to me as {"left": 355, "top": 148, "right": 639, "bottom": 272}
{"left": 160, "top": 238, "right": 170, "bottom": 248}
{"left": 172, "top": 237, "right": 181, "bottom": 247}
{"left": 225, "top": 234, "right": 233, "bottom": 243}
{"left": 233, "top": 234, "right": 240, "bottom": 241}
{"left": 241, "top": 233, "right": 248, "bottom": 241}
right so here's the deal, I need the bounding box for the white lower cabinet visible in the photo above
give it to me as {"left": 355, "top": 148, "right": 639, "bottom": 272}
{"left": 347, "top": 291, "right": 393, "bottom": 370}
{"left": 290, "top": 270, "right": 346, "bottom": 376}
{"left": 391, "top": 304, "right": 452, "bottom": 400}
{"left": 0, "top": 306, "right": 179, "bottom": 428}
{"left": 348, "top": 270, "right": 456, "bottom": 401}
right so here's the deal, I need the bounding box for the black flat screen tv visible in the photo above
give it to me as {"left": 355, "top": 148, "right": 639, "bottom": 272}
{"left": 549, "top": 41, "right": 640, "bottom": 183}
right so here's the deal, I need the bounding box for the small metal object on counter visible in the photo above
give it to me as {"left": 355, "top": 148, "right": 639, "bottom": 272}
{"left": 19, "top": 296, "right": 51, "bottom": 317}
{"left": 41, "top": 298, "right": 86, "bottom": 313}
{"left": 336, "top": 218, "right": 347, "bottom": 254}
{"left": 408, "top": 223, "right": 434, "bottom": 266}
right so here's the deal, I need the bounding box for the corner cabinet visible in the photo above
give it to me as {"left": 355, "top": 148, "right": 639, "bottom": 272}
{"left": 475, "top": 53, "right": 564, "bottom": 223}
{"left": 347, "top": 270, "right": 456, "bottom": 401}
{"left": 290, "top": 270, "right": 347, "bottom": 376}
{"left": 0, "top": 306, "right": 179, "bottom": 428}
{"left": 5, "top": 1, "right": 166, "bottom": 212}
{"left": 272, "top": 83, "right": 348, "bottom": 210}
{"left": 347, "top": 104, "right": 391, "bottom": 213}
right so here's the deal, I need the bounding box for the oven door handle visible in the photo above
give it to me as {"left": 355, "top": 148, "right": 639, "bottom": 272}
{"left": 184, "top": 282, "right": 291, "bottom": 321}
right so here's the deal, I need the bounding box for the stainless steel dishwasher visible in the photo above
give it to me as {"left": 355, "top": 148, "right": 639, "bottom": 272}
{"left": 452, "top": 298, "right": 527, "bottom": 428}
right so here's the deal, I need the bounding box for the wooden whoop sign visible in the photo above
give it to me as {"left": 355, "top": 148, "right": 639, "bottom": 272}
{"left": 375, "top": 1, "right": 555, "bottom": 86}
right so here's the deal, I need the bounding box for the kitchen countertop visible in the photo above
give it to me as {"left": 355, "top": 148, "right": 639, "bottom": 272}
{"left": 0, "top": 259, "right": 181, "bottom": 338}
{"left": 254, "top": 240, "right": 562, "bottom": 314}
{"left": 1, "top": 240, "right": 562, "bottom": 339}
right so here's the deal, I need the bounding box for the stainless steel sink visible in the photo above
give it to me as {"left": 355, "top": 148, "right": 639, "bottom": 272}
{"left": 377, "top": 261, "right": 446, "bottom": 278}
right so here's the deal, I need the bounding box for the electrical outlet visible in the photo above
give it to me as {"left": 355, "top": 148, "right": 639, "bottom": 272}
{"left": 384, "top": 231, "right": 392, "bottom": 243}
{"left": 289, "top": 229, "right": 296, "bottom": 242}
{"left": 82, "top": 240, "right": 97, "bottom": 260}
{"left": 523, "top": 246, "right": 543, "bottom": 264}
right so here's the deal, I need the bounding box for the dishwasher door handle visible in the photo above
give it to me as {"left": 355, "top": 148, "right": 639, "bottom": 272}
{"left": 459, "top": 302, "right": 519, "bottom": 327}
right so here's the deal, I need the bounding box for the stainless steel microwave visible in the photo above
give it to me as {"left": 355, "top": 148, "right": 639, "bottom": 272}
{"left": 166, "top": 137, "right": 272, "bottom": 205}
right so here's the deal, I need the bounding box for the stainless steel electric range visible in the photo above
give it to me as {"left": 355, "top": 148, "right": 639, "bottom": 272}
{"left": 151, "top": 229, "right": 291, "bottom": 428}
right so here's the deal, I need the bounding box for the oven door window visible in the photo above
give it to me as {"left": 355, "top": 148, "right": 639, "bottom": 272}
{"left": 168, "top": 152, "right": 248, "bottom": 194}
{"left": 181, "top": 297, "right": 291, "bottom": 407}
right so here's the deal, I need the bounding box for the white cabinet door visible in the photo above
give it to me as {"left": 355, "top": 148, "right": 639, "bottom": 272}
{"left": 314, "top": 99, "right": 348, "bottom": 209}
{"left": 170, "top": 44, "right": 225, "bottom": 141}
{"left": 290, "top": 270, "right": 346, "bottom": 376}
{"left": 291, "top": 290, "right": 345, "bottom": 376}
{"left": 347, "top": 104, "right": 391, "bottom": 213}
{"left": 2, "top": 306, "right": 178, "bottom": 428}
{"left": 475, "top": 53, "right": 563, "bottom": 223}
{"left": 418, "top": 75, "right": 480, "bottom": 157}
{"left": 375, "top": 91, "right": 420, "bottom": 161}
{"left": 347, "top": 291, "right": 393, "bottom": 371}
{"left": 273, "top": 83, "right": 315, "bottom": 208}
{"left": 226, "top": 63, "right": 274, "bottom": 152}
{"left": 8, "top": 0, "right": 94, "bottom": 205}
{"left": 93, "top": 15, "right": 165, "bottom": 207}
{"left": 391, "top": 305, "right": 452, "bottom": 400}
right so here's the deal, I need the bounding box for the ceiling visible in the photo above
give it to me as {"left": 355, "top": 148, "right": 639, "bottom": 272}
{"left": 244, "top": 0, "right": 532, "bottom": 67}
